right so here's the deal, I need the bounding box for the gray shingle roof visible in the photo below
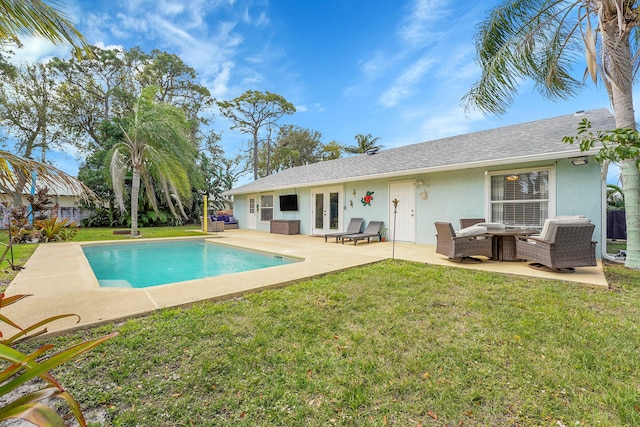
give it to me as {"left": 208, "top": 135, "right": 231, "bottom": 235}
{"left": 225, "top": 108, "right": 615, "bottom": 195}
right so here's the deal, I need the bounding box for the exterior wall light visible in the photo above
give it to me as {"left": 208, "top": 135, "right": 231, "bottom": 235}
{"left": 571, "top": 156, "right": 589, "bottom": 166}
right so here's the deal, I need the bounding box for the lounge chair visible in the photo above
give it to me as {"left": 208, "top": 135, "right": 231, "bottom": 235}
{"left": 324, "top": 217, "right": 364, "bottom": 242}
{"left": 342, "top": 221, "right": 384, "bottom": 245}
{"left": 434, "top": 222, "right": 493, "bottom": 262}
{"left": 515, "top": 220, "right": 596, "bottom": 272}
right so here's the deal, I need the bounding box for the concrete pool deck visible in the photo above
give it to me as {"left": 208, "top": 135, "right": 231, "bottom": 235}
{"left": 4, "top": 229, "right": 608, "bottom": 336}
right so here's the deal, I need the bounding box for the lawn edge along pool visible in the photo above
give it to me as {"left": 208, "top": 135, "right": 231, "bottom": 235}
{"left": 82, "top": 238, "right": 300, "bottom": 288}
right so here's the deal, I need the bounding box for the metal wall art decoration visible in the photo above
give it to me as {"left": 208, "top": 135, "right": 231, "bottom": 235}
{"left": 361, "top": 191, "right": 374, "bottom": 206}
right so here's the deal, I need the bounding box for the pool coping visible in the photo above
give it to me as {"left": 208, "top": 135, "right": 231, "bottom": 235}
{"left": 3, "top": 230, "right": 608, "bottom": 336}
{"left": 82, "top": 238, "right": 304, "bottom": 288}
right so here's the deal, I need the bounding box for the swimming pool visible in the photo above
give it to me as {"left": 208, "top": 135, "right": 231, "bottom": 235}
{"left": 82, "top": 239, "right": 298, "bottom": 288}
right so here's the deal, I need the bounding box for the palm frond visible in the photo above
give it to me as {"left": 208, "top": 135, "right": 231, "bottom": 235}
{"left": 0, "top": 0, "right": 89, "bottom": 50}
{"left": 108, "top": 147, "right": 129, "bottom": 212}
{"left": 463, "top": 0, "right": 585, "bottom": 115}
{"left": 0, "top": 150, "right": 93, "bottom": 200}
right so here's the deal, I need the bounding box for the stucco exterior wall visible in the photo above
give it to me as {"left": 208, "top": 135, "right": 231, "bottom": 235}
{"left": 230, "top": 158, "right": 603, "bottom": 255}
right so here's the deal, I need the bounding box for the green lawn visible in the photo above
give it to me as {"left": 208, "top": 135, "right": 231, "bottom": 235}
{"left": 6, "top": 227, "right": 640, "bottom": 426}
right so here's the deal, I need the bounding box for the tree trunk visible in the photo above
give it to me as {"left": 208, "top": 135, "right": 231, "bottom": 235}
{"left": 130, "top": 167, "right": 141, "bottom": 237}
{"left": 620, "top": 159, "right": 640, "bottom": 268}
{"left": 253, "top": 130, "right": 259, "bottom": 181}
{"left": 266, "top": 136, "right": 271, "bottom": 176}
{"left": 605, "top": 28, "right": 639, "bottom": 268}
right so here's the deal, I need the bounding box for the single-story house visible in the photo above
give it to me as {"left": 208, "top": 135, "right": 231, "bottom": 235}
{"left": 0, "top": 180, "right": 90, "bottom": 228}
{"left": 223, "top": 108, "right": 616, "bottom": 257}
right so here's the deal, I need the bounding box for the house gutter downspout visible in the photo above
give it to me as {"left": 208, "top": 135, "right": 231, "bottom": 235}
{"left": 601, "top": 160, "right": 619, "bottom": 262}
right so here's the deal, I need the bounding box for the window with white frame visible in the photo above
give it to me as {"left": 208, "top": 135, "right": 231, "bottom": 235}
{"left": 260, "top": 194, "right": 274, "bottom": 221}
{"left": 488, "top": 169, "right": 552, "bottom": 228}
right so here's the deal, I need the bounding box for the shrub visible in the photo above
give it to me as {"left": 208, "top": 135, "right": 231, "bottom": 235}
{"left": 35, "top": 217, "right": 78, "bottom": 242}
{"left": 8, "top": 206, "right": 32, "bottom": 244}
{"left": 0, "top": 293, "right": 116, "bottom": 425}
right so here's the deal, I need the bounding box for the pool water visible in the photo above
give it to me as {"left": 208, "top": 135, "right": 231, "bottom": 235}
{"left": 82, "top": 239, "right": 297, "bottom": 288}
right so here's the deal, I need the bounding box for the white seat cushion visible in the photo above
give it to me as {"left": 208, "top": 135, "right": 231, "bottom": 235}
{"left": 456, "top": 225, "right": 488, "bottom": 237}
{"left": 539, "top": 217, "right": 591, "bottom": 241}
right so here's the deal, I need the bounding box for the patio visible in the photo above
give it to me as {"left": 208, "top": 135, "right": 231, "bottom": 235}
{"left": 3, "top": 229, "right": 607, "bottom": 336}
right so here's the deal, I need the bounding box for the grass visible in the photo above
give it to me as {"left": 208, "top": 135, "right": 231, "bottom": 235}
{"left": 12, "top": 256, "right": 639, "bottom": 426}
{"left": 5, "top": 226, "right": 640, "bottom": 425}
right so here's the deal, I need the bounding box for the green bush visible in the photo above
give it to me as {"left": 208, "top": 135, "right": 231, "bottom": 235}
{"left": 35, "top": 217, "right": 78, "bottom": 242}
{"left": 0, "top": 293, "right": 115, "bottom": 425}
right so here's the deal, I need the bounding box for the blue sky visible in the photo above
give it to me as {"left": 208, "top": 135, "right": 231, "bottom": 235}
{"left": 11, "top": 0, "right": 617, "bottom": 182}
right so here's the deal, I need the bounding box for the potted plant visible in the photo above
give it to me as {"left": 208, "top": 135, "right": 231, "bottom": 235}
{"left": 380, "top": 227, "right": 388, "bottom": 242}
{"left": 30, "top": 228, "right": 41, "bottom": 243}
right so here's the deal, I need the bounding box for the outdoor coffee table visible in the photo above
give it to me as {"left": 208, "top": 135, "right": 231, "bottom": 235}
{"left": 490, "top": 229, "right": 538, "bottom": 261}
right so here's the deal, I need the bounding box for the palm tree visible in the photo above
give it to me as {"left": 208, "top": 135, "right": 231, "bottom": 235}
{"left": 0, "top": 0, "right": 88, "bottom": 49}
{"left": 0, "top": 0, "right": 91, "bottom": 204}
{"left": 345, "top": 133, "right": 383, "bottom": 154}
{"left": 463, "top": 1, "right": 640, "bottom": 269}
{"left": 0, "top": 0, "right": 93, "bottom": 215}
{"left": 0, "top": 5, "right": 115, "bottom": 427}
{"left": 108, "top": 86, "right": 198, "bottom": 237}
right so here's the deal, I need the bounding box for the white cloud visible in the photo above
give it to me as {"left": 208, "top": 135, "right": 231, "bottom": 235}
{"left": 241, "top": 71, "right": 264, "bottom": 86}
{"left": 243, "top": 6, "right": 270, "bottom": 26}
{"left": 418, "top": 106, "right": 485, "bottom": 140}
{"left": 210, "top": 61, "right": 234, "bottom": 98}
{"left": 397, "top": 0, "right": 449, "bottom": 47}
{"left": 359, "top": 51, "right": 389, "bottom": 80}
{"left": 93, "top": 41, "right": 124, "bottom": 52}
{"left": 379, "top": 56, "right": 435, "bottom": 107}
{"left": 149, "top": 15, "right": 197, "bottom": 44}
{"left": 7, "top": 37, "right": 70, "bottom": 65}
{"left": 158, "top": 1, "right": 186, "bottom": 16}
{"left": 113, "top": 13, "right": 149, "bottom": 38}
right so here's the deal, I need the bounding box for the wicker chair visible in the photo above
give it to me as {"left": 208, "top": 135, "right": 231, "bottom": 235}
{"left": 515, "top": 222, "right": 597, "bottom": 270}
{"left": 459, "top": 218, "right": 486, "bottom": 228}
{"left": 200, "top": 216, "right": 224, "bottom": 233}
{"left": 434, "top": 222, "right": 493, "bottom": 261}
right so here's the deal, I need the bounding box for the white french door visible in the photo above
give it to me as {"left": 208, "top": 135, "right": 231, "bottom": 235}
{"left": 247, "top": 195, "right": 257, "bottom": 229}
{"left": 311, "top": 187, "right": 342, "bottom": 235}
{"left": 388, "top": 181, "right": 416, "bottom": 242}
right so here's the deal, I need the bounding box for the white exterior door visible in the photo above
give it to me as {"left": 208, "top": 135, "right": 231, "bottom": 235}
{"left": 247, "top": 195, "right": 257, "bottom": 229}
{"left": 389, "top": 181, "right": 416, "bottom": 242}
{"left": 311, "top": 187, "right": 342, "bottom": 235}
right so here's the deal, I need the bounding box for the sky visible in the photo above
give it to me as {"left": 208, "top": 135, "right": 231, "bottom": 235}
{"left": 9, "top": 0, "right": 619, "bottom": 183}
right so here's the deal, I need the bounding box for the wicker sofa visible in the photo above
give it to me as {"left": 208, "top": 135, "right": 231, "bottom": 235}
{"left": 515, "top": 219, "right": 596, "bottom": 270}
{"left": 213, "top": 214, "right": 238, "bottom": 229}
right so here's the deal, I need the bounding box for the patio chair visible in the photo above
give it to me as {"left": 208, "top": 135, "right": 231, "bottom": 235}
{"left": 434, "top": 222, "right": 493, "bottom": 262}
{"left": 324, "top": 217, "right": 364, "bottom": 242}
{"left": 515, "top": 221, "right": 597, "bottom": 272}
{"left": 341, "top": 221, "right": 384, "bottom": 245}
{"left": 460, "top": 218, "right": 485, "bottom": 228}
